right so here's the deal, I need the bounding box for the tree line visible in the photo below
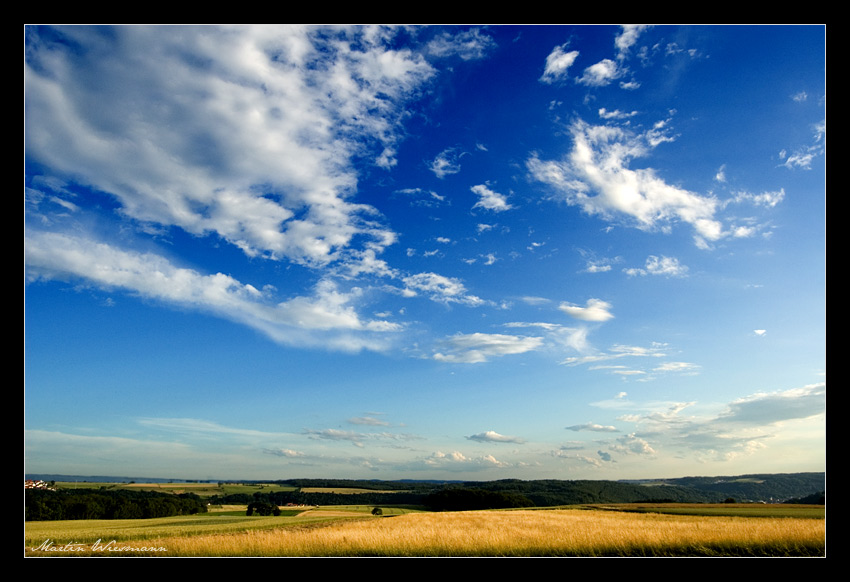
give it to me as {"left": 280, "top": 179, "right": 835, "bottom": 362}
{"left": 208, "top": 489, "right": 424, "bottom": 507}
{"left": 25, "top": 488, "right": 208, "bottom": 521}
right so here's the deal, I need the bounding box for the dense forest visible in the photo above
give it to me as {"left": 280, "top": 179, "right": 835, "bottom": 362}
{"left": 25, "top": 488, "right": 207, "bottom": 521}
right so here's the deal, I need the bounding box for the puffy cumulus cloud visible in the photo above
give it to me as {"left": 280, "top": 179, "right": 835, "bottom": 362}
{"left": 433, "top": 332, "right": 544, "bottom": 363}
{"left": 528, "top": 119, "right": 725, "bottom": 247}
{"left": 421, "top": 450, "right": 509, "bottom": 471}
{"left": 611, "top": 433, "right": 656, "bottom": 455}
{"left": 540, "top": 43, "right": 580, "bottom": 84}
{"left": 466, "top": 430, "right": 525, "bottom": 444}
{"left": 559, "top": 298, "right": 614, "bottom": 322}
{"left": 471, "top": 184, "right": 513, "bottom": 212}
{"left": 25, "top": 25, "right": 435, "bottom": 272}
{"left": 578, "top": 59, "right": 623, "bottom": 86}
{"left": 25, "top": 230, "right": 402, "bottom": 353}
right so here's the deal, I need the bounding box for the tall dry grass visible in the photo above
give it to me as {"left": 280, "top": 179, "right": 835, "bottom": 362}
{"left": 28, "top": 509, "right": 824, "bottom": 557}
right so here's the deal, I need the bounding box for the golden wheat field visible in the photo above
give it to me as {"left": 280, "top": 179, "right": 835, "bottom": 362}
{"left": 25, "top": 507, "right": 825, "bottom": 557}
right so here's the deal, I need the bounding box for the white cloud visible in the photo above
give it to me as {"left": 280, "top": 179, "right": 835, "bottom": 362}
{"left": 25, "top": 25, "right": 434, "bottom": 272}
{"left": 138, "top": 417, "right": 287, "bottom": 440}
{"left": 611, "top": 433, "right": 656, "bottom": 455}
{"left": 779, "top": 119, "right": 825, "bottom": 170}
{"left": 263, "top": 448, "right": 305, "bottom": 458}
{"left": 559, "top": 298, "right": 614, "bottom": 322}
{"left": 616, "top": 383, "right": 825, "bottom": 463}
{"left": 401, "top": 272, "right": 484, "bottom": 306}
{"left": 540, "top": 43, "right": 580, "bottom": 84}
{"left": 433, "top": 332, "right": 544, "bottom": 363}
{"left": 599, "top": 108, "right": 638, "bottom": 120}
{"left": 25, "top": 230, "right": 401, "bottom": 353}
{"left": 303, "top": 427, "right": 421, "bottom": 448}
{"left": 504, "top": 321, "right": 592, "bottom": 355}
{"left": 614, "top": 25, "right": 650, "bottom": 59}
{"left": 430, "top": 148, "right": 463, "bottom": 178}
{"left": 562, "top": 342, "right": 668, "bottom": 367}
{"left": 349, "top": 415, "right": 391, "bottom": 426}
{"left": 467, "top": 430, "right": 526, "bottom": 444}
{"left": 624, "top": 255, "right": 688, "bottom": 278}
{"left": 730, "top": 189, "right": 785, "bottom": 208}
{"left": 578, "top": 59, "right": 622, "bottom": 87}
{"left": 653, "top": 361, "right": 700, "bottom": 374}
{"left": 565, "top": 422, "right": 618, "bottom": 433}
{"left": 528, "top": 119, "right": 725, "bottom": 247}
{"left": 719, "top": 383, "right": 825, "bottom": 425}
{"left": 426, "top": 28, "right": 497, "bottom": 61}
{"left": 421, "top": 450, "right": 509, "bottom": 470}
{"left": 471, "top": 184, "right": 513, "bottom": 212}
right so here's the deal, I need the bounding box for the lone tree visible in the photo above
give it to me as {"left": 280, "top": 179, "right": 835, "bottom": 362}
{"left": 371, "top": 507, "right": 383, "bottom": 516}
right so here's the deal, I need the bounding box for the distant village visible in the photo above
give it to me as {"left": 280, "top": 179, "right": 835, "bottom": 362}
{"left": 25, "top": 479, "right": 55, "bottom": 491}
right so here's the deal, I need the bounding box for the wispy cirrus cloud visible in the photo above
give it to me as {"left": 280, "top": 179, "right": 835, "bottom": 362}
{"left": 433, "top": 332, "right": 544, "bottom": 363}
{"left": 25, "top": 231, "right": 402, "bottom": 353}
{"left": 562, "top": 342, "right": 668, "bottom": 367}
{"left": 425, "top": 27, "right": 497, "bottom": 61}
{"left": 303, "top": 428, "right": 422, "bottom": 448}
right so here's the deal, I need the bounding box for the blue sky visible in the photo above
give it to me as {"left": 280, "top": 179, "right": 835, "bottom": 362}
{"left": 25, "top": 25, "right": 825, "bottom": 481}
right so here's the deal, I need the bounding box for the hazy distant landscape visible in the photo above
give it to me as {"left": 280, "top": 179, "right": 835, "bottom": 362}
{"left": 26, "top": 471, "right": 825, "bottom": 507}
